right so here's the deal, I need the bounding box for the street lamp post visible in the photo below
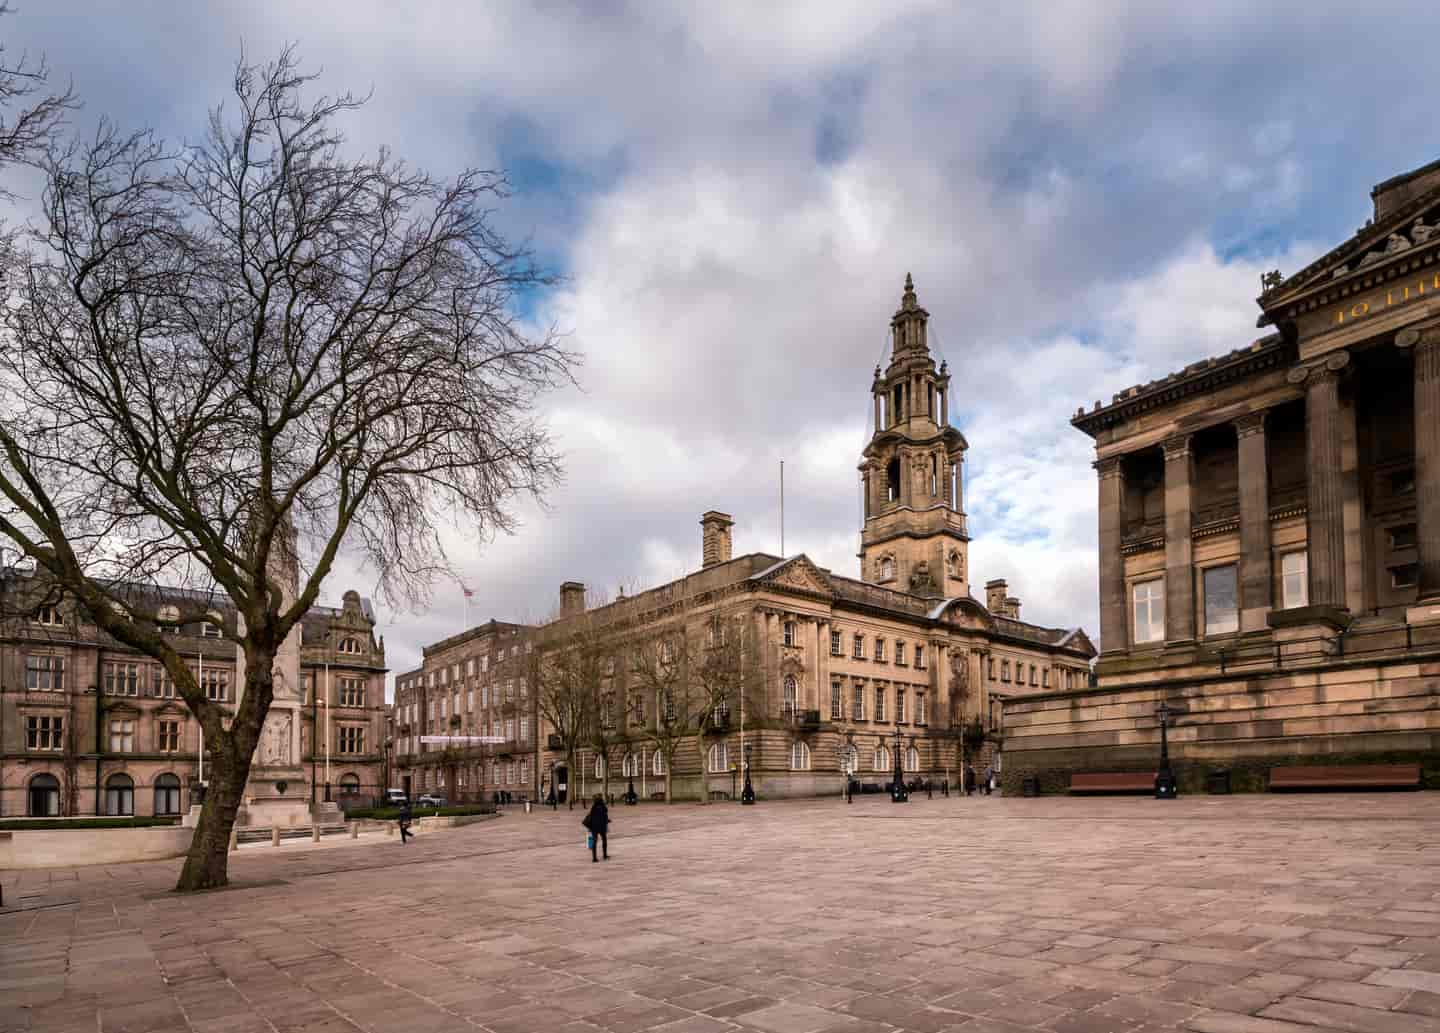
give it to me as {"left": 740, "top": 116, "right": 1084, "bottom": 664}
{"left": 891, "top": 726, "right": 908, "bottom": 803}
{"left": 1154, "top": 701, "right": 1178, "bottom": 799}
{"left": 741, "top": 743, "right": 755, "bottom": 804}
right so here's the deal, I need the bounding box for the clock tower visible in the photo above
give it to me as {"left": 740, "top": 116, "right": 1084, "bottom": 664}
{"left": 858, "top": 274, "right": 970, "bottom": 599}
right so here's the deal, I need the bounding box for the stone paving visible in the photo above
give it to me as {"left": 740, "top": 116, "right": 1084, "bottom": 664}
{"left": 5, "top": 792, "right": 1440, "bottom": 1033}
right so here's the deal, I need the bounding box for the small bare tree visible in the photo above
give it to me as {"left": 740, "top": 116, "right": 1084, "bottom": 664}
{"left": 0, "top": 50, "right": 575, "bottom": 889}
{"left": 690, "top": 610, "right": 764, "bottom": 803}
{"left": 531, "top": 611, "right": 607, "bottom": 810}
{"left": 0, "top": 4, "right": 74, "bottom": 183}
{"left": 629, "top": 627, "right": 693, "bottom": 803}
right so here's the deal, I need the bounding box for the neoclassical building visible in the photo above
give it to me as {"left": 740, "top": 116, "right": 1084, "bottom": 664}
{"left": 406, "top": 278, "right": 1095, "bottom": 801}
{"left": 0, "top": 572, "right": 389, "bottom": 818}
{"left": 1003, "top": 158, "right": 1440, "bottom": 791}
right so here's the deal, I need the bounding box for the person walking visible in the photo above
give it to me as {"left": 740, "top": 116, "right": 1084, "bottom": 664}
{"left": 982, "top": 765, "right": 994, "bottom": 796}
{"left": 582, "top": 793, "right": 610, "bottom": 862}
{"left": 398, "top": 799, "right": 413, "bottom": 845}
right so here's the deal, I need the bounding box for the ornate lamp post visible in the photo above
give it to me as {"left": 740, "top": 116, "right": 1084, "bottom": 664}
{"left": 891, "top": 725, "right": 908, "bottom": 803}
{"left": 741, "top": 743, "right": 755, "bottom": 804}
{"left": 1154, "top": 701, "right": 1178, "bottom": 799}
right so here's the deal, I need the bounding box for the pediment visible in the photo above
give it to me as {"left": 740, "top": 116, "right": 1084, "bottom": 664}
{"left": 753, "top": 555, "right": 834, "bottom": 599}
{"left": 1263, "top": 190, "right": 1440, "bottom": 306}
{"left": 929, "top": 596, "right": 993, "bottom": 631}
{"left": 1057, "top": 628, "right": 1097, "bottom": 658}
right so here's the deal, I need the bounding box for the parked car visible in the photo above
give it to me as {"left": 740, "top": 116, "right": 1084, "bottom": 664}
{"left": 415, "top": 794, "right": 447, "bottom": 808}
{"left": 383, "top": 789, "right": 408, "bottom": 806}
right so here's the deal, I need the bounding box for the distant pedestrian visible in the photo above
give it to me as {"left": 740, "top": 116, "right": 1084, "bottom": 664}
{"left": 582, "top": 793, "right": 610, "bottom": 863}
{"left": 398, "top": 799, "right": 413, "bottom": 845}
{"left": 983, "top": 766, "right": 994, "bottom": 796}
{"left": 964, "top": 765, "right": 976, "bottom": 796}
{"left": 926, "top": 779, "right": 934, "bottom": 799}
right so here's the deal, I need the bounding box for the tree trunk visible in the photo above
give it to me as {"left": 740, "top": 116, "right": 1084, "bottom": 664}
{"left": 693, "top": 736, "right": 709, "bottom": 804}
{"left": 665, "top": 756, "right": 673, "bottom": 804}
{"left": 566, "top": 748, "right": 576, "bottom": 809}
{"left": 174, "top": 738, "right": 250, "bottom": 891}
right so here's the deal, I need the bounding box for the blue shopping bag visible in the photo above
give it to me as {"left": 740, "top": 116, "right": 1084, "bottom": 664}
{"left": 586, "top": 833, "right": 595, "bottom": 850}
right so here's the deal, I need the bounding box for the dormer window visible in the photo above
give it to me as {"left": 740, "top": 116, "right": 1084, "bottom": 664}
{"left": 157, "top": 605, "right": 182, "bottom": 634}
{"left": 33, "top": 603, "right": 63, "bottom": 627}
{"left": 201, "top": 610, "right": 224, "bottom": 638}
{"left": 338, "top": 637, "right": 361, "bottom": 655}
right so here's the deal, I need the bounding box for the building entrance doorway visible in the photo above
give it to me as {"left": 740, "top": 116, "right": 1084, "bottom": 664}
{"left": 28, "top": 774, "right": 61, "bottom": 816}
{"left": 555, "top": 764, "right": 568, "bottom": 804}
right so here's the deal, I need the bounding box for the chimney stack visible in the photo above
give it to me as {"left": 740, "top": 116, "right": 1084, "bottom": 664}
{"left": 1005, "top": 595, "right": 1021, "bottom": 620}
{"left": 985, "top": 579, "right": 1008, "bottom": 614}
{"left": 559, "top": 581, "right": 586, "bottom": 618}
{"left": 700, "top": 511, "right": 734, "bottom": 568}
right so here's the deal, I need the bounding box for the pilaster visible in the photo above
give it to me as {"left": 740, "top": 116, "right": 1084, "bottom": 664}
{"left": 1399, "top": 326, "right": 1440, "bottom": 607}
{"left": 1234, "top": 413, "right": 1271, "bottom": 632}
{"left": 1162, "top": 435, "right": 1196, "bottom": 643}
{"left": 1095, "top": 456, "right": 1127, "bottom": 654}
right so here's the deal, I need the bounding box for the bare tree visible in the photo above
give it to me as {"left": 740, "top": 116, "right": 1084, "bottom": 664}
{"left": 629, "top": 627, "right": 693, "bottom": 803}
{"left": 531, "top": 613, "right": 606, "bottom": 810}
{"left": 0, "top": 50, "right": 576, "bottom": 890}
{"left": 0, "top": 4, "right": 74, "bottom": 184}
{"left": 690, "top": 611, "right": 764, "bottom": 803}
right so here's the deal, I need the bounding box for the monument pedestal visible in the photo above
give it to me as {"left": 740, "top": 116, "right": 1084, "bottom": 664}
{"left": 238, "top": 764, "right": 310, "bottom": 828}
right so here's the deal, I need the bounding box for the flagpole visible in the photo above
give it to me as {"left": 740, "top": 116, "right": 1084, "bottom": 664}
{"left": 197, "top": 651, "right": 204, "bottom": 787}
{"left": 324, "top": 661, "right": 331, "bottom": 799}
{"left": 780, "top": 460, "right": 785, "bottom": 555}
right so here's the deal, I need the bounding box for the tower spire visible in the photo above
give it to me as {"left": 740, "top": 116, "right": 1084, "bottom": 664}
{"left": 891, "top": 273, "right": 929, "bottom": 357}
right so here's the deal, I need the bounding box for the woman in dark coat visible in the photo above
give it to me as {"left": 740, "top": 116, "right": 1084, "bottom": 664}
{"left": 582, "top": 794, "right": 610, "bottom": 862}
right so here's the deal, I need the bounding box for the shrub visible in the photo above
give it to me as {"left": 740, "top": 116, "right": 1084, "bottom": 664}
{"left": 344, "top": 803, "right": 497, "bottom": 821}
{"left": 0, "top": 816, "right": 182, "bottom": 830}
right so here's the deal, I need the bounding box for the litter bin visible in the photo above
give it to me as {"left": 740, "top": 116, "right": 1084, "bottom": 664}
{"left": 1206, "top": 769, "right": 1231, "bottom": 795}
{"left": 1022, "top": 776, "right": 1039, "bottom": 798}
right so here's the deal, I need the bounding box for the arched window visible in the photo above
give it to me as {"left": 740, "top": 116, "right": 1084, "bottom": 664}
{"left": 28, "top": 773, "right": 60, "bottom": 816}
{"left": 782, "top": 675, "right": 798, "bottom": 717}
{"left": 594, "top": 755, "right": 606, "bottom": 779}
{"left": 339, "top": 773, "right": 361, "bottom": 795}
{"left": 905, "top": 747, "right": 920, "bottom": 773}
{"left": 872, "top": 746, "right": 890, "bottom": 771}
{"left": 707, "top": 742, "right": 729, "bottom": 773}
{"left": 652, "top": 751, "right": 666, "bottom": 776}
{"left": 886, "top": 458, "right": 900, "bottom": 502}
{"left": 840, "top": 745, "right": 859, "bottom": 775}
{"left": 930, "top": 454, "right": 938, "bottom": 496}
{"left": 879, "top": 556, "right": 894, "bottom": 580}
{"left": 790, "top": 741, "right": 811, "bottom": 770}
{"left": 154, "top": 773, "right": 182, "bottom": 815}
{"left": 338, "top": 637, "right": 361, "bottom": 654}
{"left": 621, "top": 753, "right": 637, "bottom": 779}
{"left": 105, "top": 773, "right": 134, "bottom": 816}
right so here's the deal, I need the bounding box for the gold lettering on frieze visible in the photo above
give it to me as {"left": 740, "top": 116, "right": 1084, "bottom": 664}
{"left": 1334, "top": 273, "right": 1440, "bottom": 325}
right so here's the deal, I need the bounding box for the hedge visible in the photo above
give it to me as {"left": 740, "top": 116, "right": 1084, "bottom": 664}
{"left": 344, "top": 803, "right": 497, "bottom": 821}
{"left": 0, "top": 816, "right": 182, "bottom": 830}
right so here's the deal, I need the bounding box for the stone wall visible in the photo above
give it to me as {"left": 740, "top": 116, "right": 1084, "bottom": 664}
{"left": 0, "top": 824, "right": 193, "bottom": 870}
{"left": 1000, "top": 654, "right": 1440, "bottom": 794}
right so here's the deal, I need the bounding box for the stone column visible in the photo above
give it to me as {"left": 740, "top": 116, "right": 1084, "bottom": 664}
{"left": 874, "top": 390, "right": 883, "bottom": 432}
{"left": 1095, "top": 456, "right": 1127, "bottom": 653}
{"left": 1163, "top": 435, "right": 1195, "bottom": 643}
{"left": 1291, "top": 352, "right": 1350, "bottom": 609}
{"left": 1400, "top": 328, "right": 1440, "bottom": 603}
{"left": 1234, "top": 412, "right": 1271, "bottom": 631}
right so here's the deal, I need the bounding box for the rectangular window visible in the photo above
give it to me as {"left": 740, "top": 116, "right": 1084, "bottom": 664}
{"left": 895, "top": 642, "right": 907, "bottom": 666}
{"left": 988, "top": 657, "right": 996, "bottom": 679}
{"left": 33, "top": 603, "right": 63, "bottom": 626}
{"left": 852, "top": 685, "right": 864, "bottom": 721}
{"left": 338, "top": 726, "right": 365, "bottom": 754}
{"left": 339, "top": 678, "right": 365, "bottom": 707}
{"left": 874, "top": 686, "right": 886, "bottom": 722}
{"left": 467, "top": 688, "right": 474, "bottom": 711}
{"left": 1281, "top": 551, "right": 1307, "bottom": 609}
{"left": 466, "top": 658, "right": 476, "bottom": 676}
{"left": 154, "top": 667, "right": 175, "bottom": 697}
{"left": 1001, "top": 660, "right": 1010, "bottom": 683}
{"left": 830, "top": 680, "right": 842, "bottom": 720}
{"left": 109, "top": 719, "right": 135, "bottom": 753}
{"left": 914, "top": 645, "right": 925, "bottom": 669}
{"left": 916, "top": 692, "right": 927, "bottom": 726}
{"left": 104, "top": 662, "right": 141, "bottom": 696}
{"left": 1133, "top": 579, "right": 1165, "bottom": 644}
{"left": 1030, "top": 665, "right": 1038, "bottom": 687}
{"left": 830, "top": 629, "right": 842, "bottom": 656}
{"left": 1389, "top": 524, "right": 1418, "bottom": 550}
{"left": 519, "top": 717, "right": 529, "bottom": 743}
{"left": 1392, "top": 564, "right": 1419, "bottom": 589}
{"left": 1203, "top": 565, "right": 1239, "bottom": 636}
{"left": 874, "top": 638, "right": 885, "bottom": 662}
{"left": 895, "top": 689, "right": 906, "bottom": 724}
{"left": 158, "top": 720, "right": 180, "bottom": 752}
{"left": 25, "top": 715, "right": 63, "bottom": 750}
{"left": 481, "top": 656, "right": 489, "bottom": 674}
{"left": 1042, "top": 667, "right": 1050, "bottom": 689}
{"left": 505, "top": 717, "right": 515, "bottom": 740}
{"left": 782, "top": 621, "right": 796, "bottom": 647}
{"left": 201, "top": 669, "right": 229, "bottom": 702}
{"left": 25, "top": 654, "right": 65, "bottom": 691}
{"left": 852, "top": 635, "right": 864, "bottom": 659}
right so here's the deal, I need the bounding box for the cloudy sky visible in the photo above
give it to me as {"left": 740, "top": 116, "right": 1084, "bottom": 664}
{"left": 8, "top": 2, "right": 1439, "bottom": 693}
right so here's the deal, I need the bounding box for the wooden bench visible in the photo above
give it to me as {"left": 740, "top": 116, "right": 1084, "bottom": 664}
{"left": 1268, "top": 764, "right": 1420, "bottom": 791}
{"left": 1069, "top": 772, "right": 1155, "bottom": 794}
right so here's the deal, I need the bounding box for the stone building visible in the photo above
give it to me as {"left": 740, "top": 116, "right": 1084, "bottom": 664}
{"left": 0, "top": 571, "right": 389, "bottom": 818}
{"left": 391, "top": 620, "right": 536, "bottom": 802}
{"left": 1003, "top": 159, "right": 1440, "bottom": 791}
{"left": 409, "top": 278, "right": 1095, "bottom": 801}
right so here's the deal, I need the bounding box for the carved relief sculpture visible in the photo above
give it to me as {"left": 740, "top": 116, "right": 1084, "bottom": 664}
{"left": 259, "top": 711, "right": 293, "bottom": 766}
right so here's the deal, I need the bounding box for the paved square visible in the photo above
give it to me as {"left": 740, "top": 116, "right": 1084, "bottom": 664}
{"left": 5, "top": 793, "right": 1440, "bottom": 1032}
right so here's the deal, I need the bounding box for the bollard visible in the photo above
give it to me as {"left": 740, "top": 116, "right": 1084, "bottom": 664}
{"left": 385, "top": 822, "right": 394, "bottom": 837}
{"left": 311, "top": 823, "right": 321, "bottom": 843}
{"left": 229, "top": 827, "right": 238, "bottom": 853}
{"left": 271, "top": 826, "right": 281, "bottom": 847}
{"left": 350, "top": 822, "right": 358, "bottom": 839}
